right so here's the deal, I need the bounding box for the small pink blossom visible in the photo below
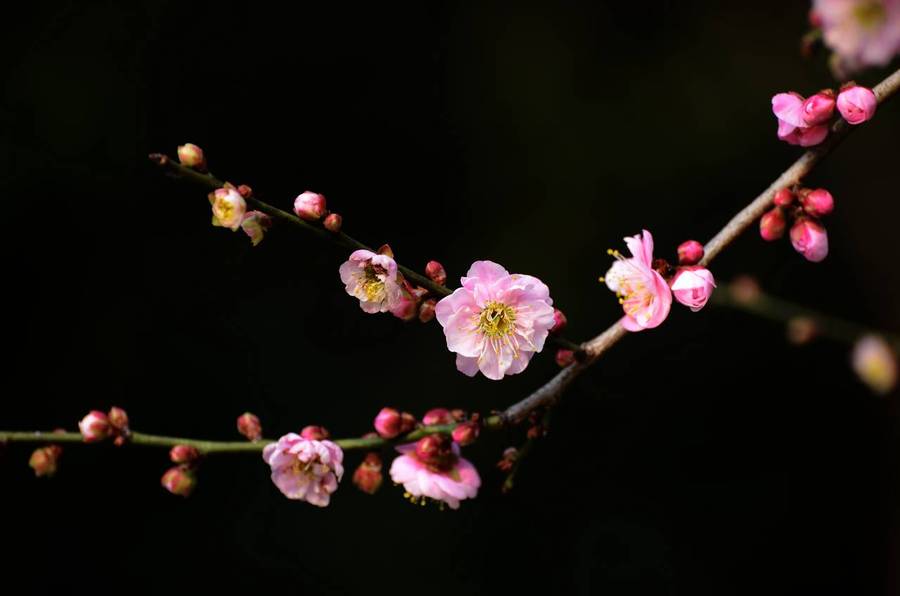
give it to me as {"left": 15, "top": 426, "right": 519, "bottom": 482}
{"left": 602, "top": 230, "right": 672, "bottom": 332}
{"left": 389, "top": 442, "right": 480, "bottom": 509}
{"left": 434, "top": 261, "right": 555, "bottom": 380}
{"left": 790, "top": 218, "right": 830, "bottom": 262}
{"left": 772, "top": 93, "right": 830, "bottom": 147}
{"left": 262, "top": 433, "right": 344, "bottom": 507}
{"left": 814, "top": 0, "right": 900, "bottom": 76}
{"left": 240, "top": 211, "right": 272, "bottom": 246}
{"left": 670, "top": 267, "right": 716, "bottom": 312}
{"left": 293, "top": 191, "right": 327, "bottom": 221}
{"left": 836, "top": 85, "right": 878, "bottom": 124}
{"left": 79, "top": 410, "right": 112, "bottom": 443}
{"left": 339, "top": 249, "right": 404, "bottom": 314}
{"left": 209, "top": 187, "right": 247, "bottom": 231}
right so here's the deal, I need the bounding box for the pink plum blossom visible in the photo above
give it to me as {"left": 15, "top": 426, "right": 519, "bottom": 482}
{"left": 209, "top": 187, "right": 247, "bottom": 231}
{"left": 339, "top": 249, "right": 404, "bottom": 314}
{"left": 836, "top": 85, "right": 878, "bottom": 123}
{"left": 240, "top": 211, "right": 272, "bottom": 246}
{"left": 262, "top": 433, "right": 344, "bottom": 507}
{"left": 772, "top": 93, "right": 830, "bottom": 147}
{"left": 669, "top": 267, "right": 716, "bottom": 312}
{"left": 602, "top": 230, "right": 672, "bottom": 332}
{"left": 434, "top": 261, "right": 555, "bottom": 380}
{"left": 814, "top": 0, "right": 900, "bottom": 76}
{"left": 389, "top": 442, "right": 480, "bottom": 509}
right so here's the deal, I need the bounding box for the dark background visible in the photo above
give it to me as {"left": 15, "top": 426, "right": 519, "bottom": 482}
{"left": 2, "top": 2, "right": 898, "bottom": 594}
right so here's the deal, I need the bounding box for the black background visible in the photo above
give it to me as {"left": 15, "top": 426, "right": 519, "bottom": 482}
{"left": 2, "top": 2, "right": 898, "bottom": 595}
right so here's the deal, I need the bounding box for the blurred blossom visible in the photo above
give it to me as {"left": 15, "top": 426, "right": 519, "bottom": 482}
{"left": 852, "top": 334, "right": 898, "bottom": 394}
{"left": 814, "top": 0, "right": 900, "bottom": 76}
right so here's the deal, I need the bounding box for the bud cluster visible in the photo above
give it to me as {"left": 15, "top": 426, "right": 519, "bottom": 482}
{"left": 760, "top": 186, "right": 834, "bottom": 262}
{"left": 78, "top": 406, "right": 130, "bottom": 445}
{"left": 772, "top": 83, "right": 876, "bottom": 147}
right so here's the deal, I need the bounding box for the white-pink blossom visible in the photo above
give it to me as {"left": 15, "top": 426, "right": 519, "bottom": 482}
{"left": 389, "top": 442, "right": 480, "bottom": 509}
{"left": 339, "top": 249, "right": 404, "bottom": 314}
{"left": 209, "top": 187, "right": 247, "bottom": 231}
{"left": 814, "top": 0, "right": 900, "bottom": 76}
{"left": 262, "top": 433, "right": 344, "bottom": 507}
{"left": 603, "top": 230, "right": 672, "bottom": 332}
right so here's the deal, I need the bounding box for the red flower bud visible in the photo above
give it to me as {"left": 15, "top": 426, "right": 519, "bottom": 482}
{"left": 399, "top": 412, "right": 417, "bottom": 434}
{"left": 790, "top": 217, "right": 829, "bottom": 263}
{"left": 78, "top": 411, "right": 112, "bottom": 443}
{"left": 422, "top": 408, "right": 453, "bottom": 426}
{"left": 496, "top": 447, "right": 519, "bottom": 472}
{"left": 799, "top": 188, "right": 834, "bottom": 217}
{"left": 425, "top": 261, "right": 447, "bottom": 286}
{"left": 300, "top": 425, "right": 330, "bottom": 441}
{"left": 352, "top": 452, "right": 383, "bottom": 495}
{"left": 161, "top": 465, "right": 197, "bottom": 497}
{"left": 418, "top": 298, "right": 436, "bottom": 323}
{"left": 169, "top": 444, "right": 201, "bottom": 464}
{"left": 293, "top": 191, "right": 327, "bottom": 221}
{"left": 550, "top": 309, "right": 568, "bottom": 334}
{"left": 29, "top": 445, "right": 62, "bottom": 477}
{"left": 177, "top": 143, "right": 205, "bottom": 168}
{"left": 323, "top": 213, "right": 343, "bottom": 233}
{"left": 676, "top": 240, "right": 704, "bottom": 266}
{"left": 555, "top": 349, "right": 576, "bottom": 368}
{"left": 374, "top": 407, "right": 402, "bottom": 439}
{"left": 773, "top": 188, "right": 794, "bottom": 207}
{"left": 108, "top": 406, "right": 129, "bottom": 433}
{"left": 236, "top": 412, "right": 263, "bottom": 441}
{"left": 415, "top": 434, "right": 454, "bottom": 470}
{"left": 759, "top": 207, "right": 787, "bottom": 241}
{"left": 451, "top": 421, "right": 480, "bottom": 446}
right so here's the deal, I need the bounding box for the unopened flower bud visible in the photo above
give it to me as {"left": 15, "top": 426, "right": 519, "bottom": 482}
{"left": 852, "top": 335, "right": 897, "bottom": 395}
{"left": 550, "top": 309, "right": 568, "bottom": 334}
{"left": 293, "top": 191, "right": 327, "bottom": 221}
{"left": 29, "top": 445, "right": 62, "bottom": 477}
{"left": 423, "top": 408, "right": 453, "bottom": 426}
{"left": 836, "top": 85, "right": 877, "bottom": 125}
{"left": 759, "top": 208, "right": 787, "bottom": 241}
{"left": 374, "top": 407, "right": 402, "bottom": 438}
{"left": 177, "top": 143, "right": 205, "bottom": 168}
{"left": 799, "top": 188, "right": 834, "bottom": 217}
{"left": 415, "top": 434, "right": 453, "bottom": 469}
{"left": 790, "top": 217, "right": 829, "bottom": 262}
{"left": 161, "top": 465, "right": 197, "bottom": 497}
{"left": 450, "top": 409, "right": 467, "bottom": 421}
{"left": 555, "top": 349, "right": 576, "bottom": 368}
{"left": 237, "top": 184, "right": 253, "bottom": 198}
{"left": 237, "top": 412, "right": 263, "bottom": 441}
{"left": 352, "top": 452, "right": 383, "bottom": 495}
{"left": 773, "top": 188, "right": 794, "bottom": 207}
{"left": 670, "top": 266, "right": 716, "bottom": 312}
{"left": 730, "top": 275, "right": 761, "bottom": 305}
{"left": 496, "top": 447, "right": 519, "bottom": 472}
{"left": 801, "top": 90, "right": 835, "bottom": 126}
{"left": 323, "top": 213, "right": 342, "bottom": 233}
{"left": 418, "top": 298, "right": 436, "bottom": 323}
{"left": 108, "top": 406, "right": 129, "bottom": 433}
{"left": 79, "top": 411, "right": 112, "bottom": 443}
{"left": 169, "top": 444, "right": 200, "bottom": 464}
{"left": 390, "top": 291, "right": 419, "bottom": 322}
{"left": 425, "top": 260, "right": 447, "bottom": 286}
{"left": 787, "top": 316, "right": 818, "bottom": 345}
{"left": 399, "top": 412, "right": 417, "bottom": 434}
{"left": 377, "top": 244, "right": 394, "bottom": 258}
{"left": 677, "top": 240, "right": 704, "bottom": 266}
{"left": 452, "top": 421, "right": 480, "bottom": 446}
{"left": 300, "top": 425, "right": 330, "bottom": 441}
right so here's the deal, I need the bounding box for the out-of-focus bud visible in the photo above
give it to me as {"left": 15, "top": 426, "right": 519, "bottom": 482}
{"left": 418, "top": 298, "right": 436, "bottom": 323}
{"left": 555, "top": 349, "right": 576, "bottom": 368}
{"left": 374, "top": 407, "right": 402, "bottom": 439}
{"left": 450, "top": 409, "right": 467, "bottom": 421}
{"left": 161, "top": 465, "right": 197, "bottom": 497}
{"left": 79, "top": 411, "right": 112, "bottom": 443}
{"left": 293, "top": 191, "right": 327, "bottom": 221}
{"left": 300, "top": 425, "right": 330, "bottom": 441}
{"left": 787, "top": 316, "right": 818, "bottom": 345}
{"left": 237, "top": 184, "right": 253, "bottom": 199}
{"left": 759, "top": 207, "right": 787, "bottom": 241}
{"left": 773, "top": 188, "right": 794, "bottom": 207}
{"left": 836, "top": 85, "right": 877, "bottom": 125}
{"left": 799, "top": 188, "right": 834, "bottom": 217}
{"left": 669, "top": 266, "right": 716, "bottom": 312}
{"left": 237, "top": 412, "right": 263, "bottom": 441}
{"left": 677, "top": 240, "right": 704, "bottom": 266}
{"left": 177, "top": 143, "right": 205, "bottom": 168}
{"left": 550, "top": 309, "right": 568, "bottom": 334}
{"left": 496, "top": 447, "right": 519, "bottom": 472}
{"left": 852, "top": 335, "right": 898, "bottom": 395}
{"left": 730, "top": 275, "right": 761, "bottom": 305}
{"left": 423, "top": 408, "right": 453, "bottom": 426}
{"left": 399, "top": 412, "right": 417, "bottom": 434}
{"left": 323, "top": 213, "right": 343, "bottom": 233}
{"left": 452, "top": 421, "right": 480, "bottom": 446}
{"left": 29, "top": 445, "right": 63, "bottom": 477}
{"left": 790, "top": 217, "right": 829, "bottom": 262}
{"left": 169, "top": 444, "right": 201, "bottom": 464}
{"left": 415, "top": 434, "right": 453, "bottom": 469}
{"left": 801, "top": 90, "right": 835, "bottom": 126}
{"left": 352, "top": 452, "right": 383, "bottom": 495}
{"left": 108, "top": 407, "right": 129, "bottom": 433}
{"left": 425, "top": 260, "right": 447, "bottom": 286}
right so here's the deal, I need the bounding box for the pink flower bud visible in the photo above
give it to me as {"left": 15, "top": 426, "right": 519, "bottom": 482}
{"left": 374, "top": 407, "right": 402, "bottom": 438}
{"left": 790, "top": 218, "right": 829, "bottom": 262}
{"left": 423, "top": 408, "right": 453, "bottom": 426}
{"left": 293, "top": 191, "right": 327, "bottom": 221}
{"left": 555, "top": 349, "right": 575, "bottom": 368}
{"left": 415, "top": 434, "right": 454, "bottom": 470}
{"left": 787, "top": 316, "right": 818, "bottom": 345}
{"left": 452, "top": 421, "right": 480, "bottom": 446}
{"left": 852, "top": 335, "right": 897, "bottom": 395}
{"left": 240, "top": 211, "right": 272, "bottom": 246}
{"left": 670, "top": 266, "right": 716, "bottom": 312}
{"left": 836, "top": 85, "right": 877, "bottom": 124}
{"left": 209, "top": 187, "right": 247, "bottom": 231}
{"left": 677, "top": 240, "right": 704, "bottom": 266}
{"left": 550, "top": 308, "right": 568, "bottom": 334}
{"left": 161, "top": 465, "right": 197, "bottom": 497}
{"left": 799, "top": 188, "right": 834, "bottom": 217}
{"left": 236, "top": 412, "right": 262, "bottom": 441}
{"left": 169, "top": 444, "right": 200, "bottom": 464}
{"left": 773, "top": 188, "right": 794, "bottom": 207}
{"left": 418, "top": 298, "right": 436, "bottom": 323}
{"left": 801, "top": 90, "right": 835, "bottom": 126}
{"left": 352, "top": 452, "right": 383, "bottom": 495}
{"left": 759, "top": 208, "right": 787, "bottom": 241}
{"left": 177, "top": 143, "right": 205, "bottom": 168}
{"left": 79, "top": 411, "right": 112, "bottom": 443}
{"left": 300, "top": 425, "right": 330, "bottom": 441}
{"left": 29, "top": 445, "right": 62, "bottom": 477}
{"left": 108, "top": 406, "right": 129, "bottom": 433}
{"left": 399, "top": 412, "right": 417, "bottom": 434}
{"left": 237, "top": 184, "right": 253, "bottom": 198}
{"left": 425, "top": 261, "right": 447, "bottom": 286}
{"left": 323, "top": 213, "right": 342, "bottom": 233}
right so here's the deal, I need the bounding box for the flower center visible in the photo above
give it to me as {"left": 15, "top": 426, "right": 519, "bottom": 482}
{"left": 217, "top": 199, "right": 234, "bottom": 221}
{"left": 362, "top": 266, "right": 386, "bottom": 301}
{"left": 854, "top": 1, "right": 886, "bottom": 28}
{"left": 478, "top": 301, "right": 516, "bottom": 337}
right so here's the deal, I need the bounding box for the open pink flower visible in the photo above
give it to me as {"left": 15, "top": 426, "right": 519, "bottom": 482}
{"left": 262, "top": 433, "right": 344, "bottom": 507}
{"left": 339, "top": 249, "right": 404, "bottom": 314}
{"left": 389, "top": 442, "right": 480, "bottom": 509}
{"left": 814, "top": 0, "right": 900, "bottom": 76}
{"left": 602, "top": 230, "right": 672, "bottom": 332}
{"left": 209, "top": 187, "right": 247, "bottom": 231}
{"left": 434, "top": 261, "right": 555, "bottom": 380}
{"left": 771, "top": 93, "right": 830, "bottom": 147}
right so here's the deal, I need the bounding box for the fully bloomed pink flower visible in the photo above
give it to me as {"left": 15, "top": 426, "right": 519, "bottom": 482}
{"left": 389, "top": 442, "right": 480, "bottom": 509}
{"left": 209, "top": 187, "right": 247, "bottom": 231}
{"left": 602, "top": 230, "right": 672, "bottom": 332}
{"left": 339, "top": 249, "right": 404, "bottom": 314}
{"left": 434, "top": 261, "right": 555, "bottom": 380}
{"left": 814, "top": 0, "right": 900, "bottom": 75}
{"left": 262, "top": 433, "right": 344, "bottom": 507}
{"left": 771, "top": 93, "right": 830, "bottom": 147}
